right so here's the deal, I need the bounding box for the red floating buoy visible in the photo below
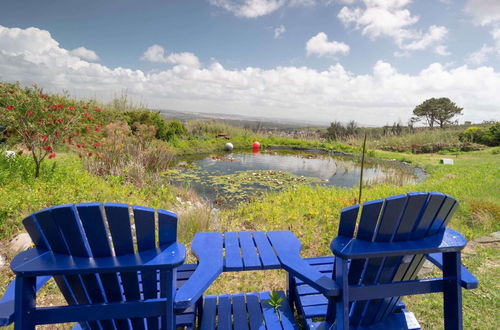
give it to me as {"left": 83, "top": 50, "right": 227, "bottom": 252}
{"left": 252, "top": 141, "right": 260, "bottom": 149}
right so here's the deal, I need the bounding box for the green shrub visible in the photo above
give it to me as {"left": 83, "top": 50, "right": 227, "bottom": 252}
{"left": 459, "top": 123, "right": 500, "bottom": 146}
{"left": 124, "top": 110, "right": 186, "bottom": 141}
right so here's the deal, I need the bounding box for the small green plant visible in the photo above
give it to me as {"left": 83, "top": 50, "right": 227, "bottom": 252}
{"left": 267, "top": 290, "right": 285, "bottom": 321}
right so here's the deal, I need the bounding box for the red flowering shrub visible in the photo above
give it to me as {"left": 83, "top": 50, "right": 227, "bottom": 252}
{"left": 0, "top": 82, "right": 103, "bottom": 177}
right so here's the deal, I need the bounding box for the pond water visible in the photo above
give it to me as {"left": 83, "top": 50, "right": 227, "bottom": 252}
{"left": 165, "top": 149, "right": 423, "bottom": 207}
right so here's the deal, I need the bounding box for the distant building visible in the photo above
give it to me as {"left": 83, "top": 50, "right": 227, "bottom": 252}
{"left": 464, "top": 121, "right": 472, "bottom": 126}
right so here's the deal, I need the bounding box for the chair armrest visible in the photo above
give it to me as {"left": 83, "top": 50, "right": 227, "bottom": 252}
{"left": 425, "top": 253, "right": 478, "bottom": 289}
{"left": 0, "top": 276, "right": 51, "bottom": 326}
{"left": 11, "top": 243, "right": 186, "bottom": 276}
{"left": 267, "top": 231, "right": 339, "bottom": 297}
{"left": 175, "top": 232, "right": 223, "bottom": 310}
{"left": 331, "top": 228, "right": 467, "bottom": 259}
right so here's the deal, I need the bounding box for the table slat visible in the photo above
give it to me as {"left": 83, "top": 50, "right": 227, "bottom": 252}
{"left": 252, "top": 231, "right": 281, "bottom": 269}
{"left": 224, "top": 232, "right": 243, "bottom": 271}
{"left": 239, "top": 232, "right": 262, "bottom": 270}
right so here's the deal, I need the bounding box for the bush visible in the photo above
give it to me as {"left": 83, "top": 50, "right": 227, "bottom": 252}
{"left": 85, "top": 121, "right": 174, "bottom": 186}
{"left": 0, "top": 82, "right": 103, "bottom": 177}
{"left": 124, "top": 110, "right": 186, "bottom": 141}
{"left": 459, "top": 123, "right": 500, "bottom": 146}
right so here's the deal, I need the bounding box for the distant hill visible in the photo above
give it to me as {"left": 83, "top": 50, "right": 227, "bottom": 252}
{"left": 155, "top": 109, "right": 329, "bottom": 130}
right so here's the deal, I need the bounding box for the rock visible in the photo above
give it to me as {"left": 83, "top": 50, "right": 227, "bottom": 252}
{"left": 9, "top": 233, "right": 33, "bottom": 254}
{"left": 474, "top": 235, "right": 500, "bottom": 244}
{"left": 490, "top": 231, "right": 500, "bottom": 240}
{"left": 419, "top": 260, "right": 435, "bottom": 275}
{"left": 0, "top": 254, "right": 4, "bottom": 270}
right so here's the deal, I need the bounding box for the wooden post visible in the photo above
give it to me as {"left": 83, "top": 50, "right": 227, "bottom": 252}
{"left": 14, "top": 276, "right": 36, "bottom": 330}
{"left": 335, "top": 258, "right": 349, "bottom": 330}
{"left": 160, "top": 270, "right": 176, "bottom": 330}
{"left": 443, "top": 252, "right": 463, "bottom": 330}
{"left": 358, "top": 132, "right": 367, "bottom": 204}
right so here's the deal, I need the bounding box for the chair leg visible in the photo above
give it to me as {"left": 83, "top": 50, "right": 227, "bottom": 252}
{"left": 443, "top": 252, "right": 463, "bottom": 330}
{"left": 160, "top": 270, "right": 176, "bottom": 330}
{"left": 335, "top": 258, "right": 349, "bottom": 330}
{"left": 14, "top": 276, "right": 36, "bottom": 330}
{"left": 286, "top": 273, "right": 296, "bottom": 310}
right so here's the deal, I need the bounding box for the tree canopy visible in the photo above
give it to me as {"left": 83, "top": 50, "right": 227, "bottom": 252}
{"left": 412, "top": 98, "right": 463, "bottom": 128}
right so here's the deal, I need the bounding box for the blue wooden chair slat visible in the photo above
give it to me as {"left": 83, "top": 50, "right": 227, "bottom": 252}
{"left": 32, "top": 207, "right": 98, "bottom": 329}
{"left": 252, "top": 231, "right": 281, "bottom": 268}
{"left": 348, "top": 194, "right": 408, "bottom": 325}
{"left": 337, "top": 204, "right": 359, "bottom": 238}
{"left": 133, "top": 205, "right": 160, "bottom": 330}
{"left": 378, "top": 194, "right": 459, "bottom": 323}
{"left": 224, "top": 231, "right": 243, "bottom": 271}
{"left": 134, "top": 205, "right": 156, "bottom": 251}
{"left": 51, "top": 205, "right": 114, "bottom": 329}
{"left": 347, "top": 199, "right": 384, "bottom": 286}
{"left": 200, "top": 295, "right": 217, "bottom": 330}
{"left": 217, "top": 294, "right": 232, "bottom": 330}
{"left": 23, "top": 215, "right": 80, "bottom": 308}
{"left": 246, "top": 293, "right": 264, "bottom": 330}
{"left": 351, "top": 195, "right": 409, "bottom": 326}
{"left": 104, "top": 203, "right": 145, "bottom": 330}
{"left": 392, "top": 192, "right": 429, "bottom": 242}
{"left": 77, "top": 203, "right": 129, "bottom": 329}
{"left": 368, "top": 193, "right": 445, "bottom": 324}
{"left": 238, "top": 231, "right": 262, "bottom": 270}
{"left": 232, "top": 293, "right": 250, "bottom": 330}
{"left": 158, "top": 209, "right": 177, "bottom": 245}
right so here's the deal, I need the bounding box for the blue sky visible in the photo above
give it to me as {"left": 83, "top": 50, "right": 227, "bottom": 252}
{"left": 1, "top": 0, "right": 499, "bottom": 125}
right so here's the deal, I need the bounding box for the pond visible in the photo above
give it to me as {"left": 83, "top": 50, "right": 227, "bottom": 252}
{"left": 164, "top": 149, "right": 424, "bottom": 207}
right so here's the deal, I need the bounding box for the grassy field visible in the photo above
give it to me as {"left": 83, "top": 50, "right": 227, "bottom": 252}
{"left": 0, "top": 143, "right": 498, "bottom": 329}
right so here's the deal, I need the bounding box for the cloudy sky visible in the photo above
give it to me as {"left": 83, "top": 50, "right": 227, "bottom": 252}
{"left": 1, "top": 0, "right": 499, "bottom": 125}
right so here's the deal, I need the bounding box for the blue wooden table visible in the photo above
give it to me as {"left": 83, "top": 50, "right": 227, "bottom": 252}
{"left": 175, "top": 230, "right": 336, "bottom": 329}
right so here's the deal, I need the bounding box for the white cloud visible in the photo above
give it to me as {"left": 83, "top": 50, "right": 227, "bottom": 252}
{"left": 141, "top": 44, "right": 200, "bottom": 68}
{"left": 1, "top": 25, "right": 499, "bottom": 125}
{"left": 435, "top": 45, "right": 451, "bottom": 56}
{"left": 464, "top": 0, "right": 500, "bottom": 26}
{"left": 208, "top": 0, "right": 286, "bottom": 18}
{"left": 401, "top": 25, "right": 448, "bottom": 51}
{"left": 69, "top": 47, "right": 99, "bottom": 61}
{"left": 338, "top": 1, "right": 449, "bottom": 54}
{"left": 306, "top": 32, "right": 350, "bottom": 57}
{"left": 466, "top": 44, "right": 494, "bottom": 65}
{"left": 208, "top": 0, "right": 332, "bottom": 18}
{"left": 274, "top": 25, "right": 286, "bottom": 38}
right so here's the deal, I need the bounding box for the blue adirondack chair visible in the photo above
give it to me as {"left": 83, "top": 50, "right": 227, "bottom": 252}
{"left": 0, "top": 203, "right": 203, "bottom": 329}
{"left": 285, "top": 192, "right": 478, "bottom": 329}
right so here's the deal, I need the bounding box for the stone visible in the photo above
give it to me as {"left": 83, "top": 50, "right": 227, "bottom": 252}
{"left": 490, "top": 231, "right": 500, "bottom": 240}
{"left": 474, "top": 235, "right": 500, "bottom": 244}
{"left": 418, "top": 260, "right": 435, "bottom": 275}
{"left": 9, "top": 233, "right": 33, "bottom": 254}
{"left": 0, "top": 254, "right": 4, "bottom": 270}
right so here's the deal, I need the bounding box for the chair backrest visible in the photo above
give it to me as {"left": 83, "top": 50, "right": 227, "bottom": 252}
{"left": 22, "top": 202, "right": 178, "bottom": 330}
{"left": 332, "top": 192, "right": 458, "bottom": 327}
